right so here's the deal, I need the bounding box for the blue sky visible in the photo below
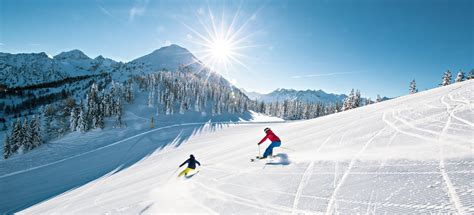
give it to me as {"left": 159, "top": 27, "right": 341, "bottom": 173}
{"left": 0, "top": 0, "right": 472, "bottom": 98}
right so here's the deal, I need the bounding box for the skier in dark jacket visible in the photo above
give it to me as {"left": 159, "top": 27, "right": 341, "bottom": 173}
{"left": 258, "top": 128, "right": 282, "bottom": 159}
{"left": 178, "top": 154, "right": 201, "bottom": 177}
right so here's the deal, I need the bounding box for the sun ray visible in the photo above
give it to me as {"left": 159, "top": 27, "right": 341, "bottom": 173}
{"left": 181, "top": 21, "right": 214, "bottom": 45}
{"left": 181, "top": 3, "right": 263, "bottom": 81}
{"left": 207, "top": 6, "right": 220, "bottom": 41}
{"left": 225, "top": 7, "right": 240, "bottom": 40}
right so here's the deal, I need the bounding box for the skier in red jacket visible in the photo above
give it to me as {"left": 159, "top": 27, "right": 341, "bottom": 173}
{"left": 258, "top": 128, "right": 282, "bottom": 159}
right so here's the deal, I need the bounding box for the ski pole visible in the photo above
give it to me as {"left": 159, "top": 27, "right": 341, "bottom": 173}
{"left": 258, "top": 144, "right": 261, "bottom": 157}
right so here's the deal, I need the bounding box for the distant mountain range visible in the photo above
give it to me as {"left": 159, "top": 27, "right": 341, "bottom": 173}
{"left": 0, "top": 50, "right": 121, "bottom": 87}
{"left": 0, "top": 44, "right": 206, "bottom": 88}
{"left": 241, "top": 88, "right": 347, "bottom": 104}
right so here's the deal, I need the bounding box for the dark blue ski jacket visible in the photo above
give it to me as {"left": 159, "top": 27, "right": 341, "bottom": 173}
{"left": 180, "top": 155, "right": 201, "bottom": 169}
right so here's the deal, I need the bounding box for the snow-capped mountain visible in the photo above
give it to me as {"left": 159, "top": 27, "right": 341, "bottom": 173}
{"left": 53, "top": 49, "right": 90, "bottom": 61}
{"left": 240, "top": 88, "right": 264, "bottom": 100}
{"left": 0, "top": 45, "right": 212, "bottom": 88}
{"left": 0, "top": 52, "right": 65, "bottom": 87}
{"left": 0, "top": 50, "right": 119, "bottom": 88}
{"left": 130, "top": 44, "right": 205, "bottom": 74}
{"left": 244, "top": 88, "right": 347, "bottom": 104}
{"left": 54, "top": 50, "right": 119, "bottom": 76}
{"left": 117, "top": 44, "right": 230, "bottom": 88}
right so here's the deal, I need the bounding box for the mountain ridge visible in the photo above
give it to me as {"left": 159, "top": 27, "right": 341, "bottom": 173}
{"left": 243, "top": 87, "right": 348, "bottom": 104}
{"left": 0, "top": 44, "right": 202, "bottom": 88}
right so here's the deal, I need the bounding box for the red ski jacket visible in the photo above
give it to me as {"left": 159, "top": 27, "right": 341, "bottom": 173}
{"left": 258, "top": 130, "right": 281, "bottom": 145}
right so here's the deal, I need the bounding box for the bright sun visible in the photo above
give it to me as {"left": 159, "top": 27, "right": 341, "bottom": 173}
{"left": 211, "top": 39, "right": 232, "bottom": 61}
{"left": 182, "top": 7, "right": 257, "bottom": 76}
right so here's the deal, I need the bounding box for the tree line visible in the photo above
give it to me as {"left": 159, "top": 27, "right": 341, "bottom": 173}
{"left": 3, "top": 81, "right": 133, "bottom": 159}
{"left": 408, "top": 69, "right": 473, "bottom": 94}
{"left": 137, "top": 68, "right": 252, "bottom": 116}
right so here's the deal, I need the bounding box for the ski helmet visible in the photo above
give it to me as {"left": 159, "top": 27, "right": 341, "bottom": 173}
{"left": 190, "top": 154, "right": 194, "bottom": 158}
{"left": 264, "top": 128, "right": 270, "bottom": 133}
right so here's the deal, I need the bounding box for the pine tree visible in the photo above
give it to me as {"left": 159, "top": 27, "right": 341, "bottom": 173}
{"left": 58, "top": 109, "right": 69, "bottom": 135}
{"left": 455, "top": 70, "right": 464, "bottom": 82}
{"left": 342, "top": 89, "right": 355, "bottom": 111}
{"left": 353, "top": 90, "right": 361, "bottom": 108}
{"left": 179, "top": 100, "right": 186, "bottom": 114}
{"left": 20, "top": 118, "right": 32, "bottom": 153}
{"left": 43, "top": 104, "right": 55, "bottom": 139}
{"left": 467, "top": 69, "right": 474, "bottom": 80}
{"left": 87, "top": 83, "right": 103, "bottom": 130}
{"left": 103, "top": 93, "right": 111, "bottom": 117}
{"left": 70, "top": 107, "right": 79, "bottom": 131}
{"left": 165, "top": 96, "right": 173, "bottom": 115}
{"left": 409, "top": 79, "right": 418, "bottom": 94}
{"left": 97, "top": 113, "right": 104, "bottom": 129}
{"left": 441, "top": 70, "right": 452, "bottom": 86}
{"left": 9, "top": 119, "right": 22, "bottom": 154}
{"left": 114, "top": 98, "right": 124, "bottom": 128}
{"left": 125, "top": 83, "right": 134, "bottom": 104}
{"left": 114, "top": 111, "right": 123, "bottom": 128}
{"left": 3, "top": 134, "right": 11, "bottom": 159}
{"left": 97, "top": 98, "right": 105, "bottom": 130}
{"left": 258, "top": 101, "right": 265, "bottom": 113}
{"left": 148, "top": 90, "right": 155, "bottom": 107}
{"left": 30, "top": 115, "right": 43, "bottom": 149}
{"left": 63, "top": 97, "right": 76, "bottom": 116}
{"left": 376, "top": 94, "right": 382, "bottom": 103}
{"left": 77, "top": 104, "right": 88, "bottom": 132}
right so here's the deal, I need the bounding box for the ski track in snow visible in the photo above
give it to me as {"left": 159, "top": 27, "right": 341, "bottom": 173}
{"left": 291, "top": 127, "right": 335, "bottom": 214}
{"left": 447, "top": 92, "right": 474, "bottom": 127}
{"left": 291, "top": 118, "right": 361, "bottom": 214}
{"left": 193, "top": 180, "right": 314, "bottom": 214}
{"left": 437, "top": 92, "right": 466, "bottom": 214}
{"left": 325, "top": 124, "right": 387, "bottom": 215}
{"left": 383, "top": 110, "right": 435, "bottom": 142}
{"left": 379, "top": 130, "right": 399, "bottom": 167}
{"left": 292, "top": 158, "right": 315, "bottom": 214}
{"left": 216, "top": 178, "right": 463, "bottom": 211}
{"left": 4, "top": 80, "right": 474, "bottom": 214}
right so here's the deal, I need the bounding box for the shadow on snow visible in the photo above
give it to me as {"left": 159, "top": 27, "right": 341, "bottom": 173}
{"left": 265, "top": 153, "right": 291, "bottom": 166}
{"left": 0, "top": 111, "right": 257, "bottom": 213}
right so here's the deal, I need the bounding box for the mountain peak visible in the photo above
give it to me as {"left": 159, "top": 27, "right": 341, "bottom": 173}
{"left": 150, "top": 44, "right": 192, "bottom": 56}
{"left": 273, "top": 88, "right": 296, "bottom": 93}
{"left": 162, "top": 44, "right": 183, "bottom": 49}
{"left": 54, "top": 49, "right": 90, "bottom": 60}
{"left": 131, "top": 44, "right": 202, "bottom": 72}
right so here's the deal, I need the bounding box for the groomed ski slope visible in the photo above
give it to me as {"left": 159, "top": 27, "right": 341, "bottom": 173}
{"left": 13, "top": 80, "right": 474, "bottom": 214}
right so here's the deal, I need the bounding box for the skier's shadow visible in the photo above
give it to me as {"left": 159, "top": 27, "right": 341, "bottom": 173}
{"left": 266, "top": 153, "right": 290, "bottom": 166}
{"left": 184, "top": 171, "right": 199, "bottom": 179}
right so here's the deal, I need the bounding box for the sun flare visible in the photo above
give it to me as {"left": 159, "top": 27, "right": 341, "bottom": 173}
{"left": 182, "top": 7, "right": 259, "bottom": 77}
{"left": 210, "top": 39, "right": 232, "bottom": 61}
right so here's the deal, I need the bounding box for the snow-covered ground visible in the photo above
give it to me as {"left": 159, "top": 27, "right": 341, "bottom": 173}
{"left": 2, "top": 80, "right": 473, "bottom": 214}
